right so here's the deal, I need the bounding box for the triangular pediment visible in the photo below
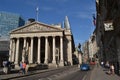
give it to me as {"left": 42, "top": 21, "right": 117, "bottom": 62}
{"left": 11, "top": 22, "right": 63, "bottom": 33}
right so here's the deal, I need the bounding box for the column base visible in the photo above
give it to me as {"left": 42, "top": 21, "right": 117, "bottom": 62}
{"left": 29, "top": 61, "right": 33, "bottom": 64}
{"left": 71, "top": 61, "right": 73, "bottom": 66}
{"left": 14, "top": 61, "right": 18, "bottom": 64}
{"left": 68, "top": 60, "right": 73, "bottom": 66}
{"left": 49, "top": 63, "right": 57, "bottom": 68}
{"left": 15, "top": 64, "right": 20, "bottom": 70}
{"left": 59, "top": 60, "right": 64, "bottom": 67}
{"left": 44, "top": 59, "right": 48, "bottom": 64}
{"left": 37, "top": 61, "right": 41, "bottom": 64}
{"left": 52, "top": 60, "right": 56, "bottom": 64}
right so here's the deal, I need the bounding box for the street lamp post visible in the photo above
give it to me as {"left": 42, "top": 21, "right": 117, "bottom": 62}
{"left": 78, "top": 43, "right": 81, "bottom": 51}
{"left": 78, "top": 43, "right": 82, "bottom": 68}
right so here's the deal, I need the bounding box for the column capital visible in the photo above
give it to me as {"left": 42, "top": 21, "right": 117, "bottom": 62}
{"left": 16, "top": 37, "right": 20, "bottom": 40}
{"left": 10, "top": 38, "right": 13, "bottom": 40}
{"left": 69, "top": 39, "right": 72, "bottom": 41}
{"left": 45, "top": 36, "right": 48, "bottom": 38}
{"left": 24, "top": 37, "right": 27, "bottom": 39}
{"left": 60, "top": 36, "right": 63, "bottom": 38}
{"left": 52, "top": 36, "right": 56, "bottom": 38}
{"left": 31, "top": 37, "right": 34, "bottom": 39}
{"left": 38, "top": 37, "right": 41, "bottom": 39}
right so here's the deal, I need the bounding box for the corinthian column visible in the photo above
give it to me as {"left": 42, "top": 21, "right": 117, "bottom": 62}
{"left": 59, "top": 36, "right": 64, "bottom": 66}
{"left": 44, "top": 37, "right": 48, "bottom": 64}
{"left": 12, "top": 39, "right": 15, "bottom": 62}
{"left": 15, "top": 38, "right": 19, "bottom": 65}
{"left": 68, "top": 39, "right": 73, "bottom": 65}
{"left": 37, "top": 37, "right": 41, "bottom": 64}
{"left": 52, "top": 36, "right": 56, "bottom": 64}
{"left": 22, "top": 38, "right": 26, "bottom": 62}
{"left": 9, "top": 38, "right": 12, "bottom": 61}
{"left": 30, "top": 37, "right": 33, "bottom": 63}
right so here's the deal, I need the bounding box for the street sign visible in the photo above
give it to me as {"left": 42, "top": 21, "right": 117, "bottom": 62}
{"left": 104, "top": 22, "right": 114, "bottom": 31}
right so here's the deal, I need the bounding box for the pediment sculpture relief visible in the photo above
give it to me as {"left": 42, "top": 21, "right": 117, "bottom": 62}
{"left": 13, "top": 24, "right": 60, "bottom": 33}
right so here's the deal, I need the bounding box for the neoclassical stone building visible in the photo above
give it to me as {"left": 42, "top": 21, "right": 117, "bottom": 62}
{"left": 9, "top": 17, "right": 75, "bottom": 68}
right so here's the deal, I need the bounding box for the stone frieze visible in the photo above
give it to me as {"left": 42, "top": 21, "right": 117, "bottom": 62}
{"left": 12, "top": 24, "right": 61, "bottom": 33}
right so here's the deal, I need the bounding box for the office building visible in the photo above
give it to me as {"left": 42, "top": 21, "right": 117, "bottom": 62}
{"left": 0, "top": 11, "right": 25, "bottom": 67}
{"left": 0, "top": 11, "right": 25, "bottom": 37}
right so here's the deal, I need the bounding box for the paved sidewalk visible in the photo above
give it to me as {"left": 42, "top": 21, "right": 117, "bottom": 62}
{"left": 90, "top": 65, "right": 120, "bottom": 80}
{"left": 0, "top": 67, "right": 59, "bottom": 80}
{"left": 0, "top": 68, "right": 2, "bottom": 72}
{"left": 0, "top": 66, "right": 77, "bottom": 80}
{"left": 1, "top": 65, "right": 120, "bottom": 80}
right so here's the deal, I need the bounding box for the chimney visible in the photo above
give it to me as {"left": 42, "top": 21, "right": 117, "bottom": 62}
{"left": 26, "top": 18, "right": 35, "bottom": 24}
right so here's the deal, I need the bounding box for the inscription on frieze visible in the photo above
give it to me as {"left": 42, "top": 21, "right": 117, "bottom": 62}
{"left": 14, "top": 24, "right": 59, "bottom": 33}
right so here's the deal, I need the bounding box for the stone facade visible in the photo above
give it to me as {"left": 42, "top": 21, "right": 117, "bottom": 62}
{"left": 96, "top": 0, "right": 120, "bottom": 74}
{"left": 82, "top": 41, "right": 89, "bottom": 63}
{"left": 9, "top": 21, "right": 75, "bottom": 68}
{"left": 88, "top": 33, "right": 98, "bottom": 60}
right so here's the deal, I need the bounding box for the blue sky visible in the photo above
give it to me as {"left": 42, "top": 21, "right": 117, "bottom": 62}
{"left": 0, "top": 0, "right": 96, "bottom": 46}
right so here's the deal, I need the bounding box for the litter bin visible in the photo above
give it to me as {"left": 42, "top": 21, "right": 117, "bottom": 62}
{"left": 3, "top": 66, "right": 11, "bottom": 74}
{"left": 2, "top": 61, "right": 11, "bottom": 74}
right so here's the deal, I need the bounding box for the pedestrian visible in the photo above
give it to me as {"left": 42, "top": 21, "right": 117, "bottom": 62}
{"left": 22, "top": 62, "right": 26, "bottom": 74}
{"left": 3, "top": 60, "right": 11, "bottom": 74}
{"left": 105, "top": 61, "right": 110, "bottom": 69}
{"left": 110, "top": 64, "right": 115, "bottom": 75}
{"left": 25, "top": 63, "right": 29, "bottom": 73}
{"left": 101, "top": 61, "right": 104, "bottom": 67}
{"left": 96, "top": 58, "right": 99, "bottom": 67}
{"left": 19, "top": 61, "right": 23, "bottom": 74}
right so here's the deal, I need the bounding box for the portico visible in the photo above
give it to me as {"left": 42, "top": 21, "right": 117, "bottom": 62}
{"left": 9, "top": 21, "right": 74, "bottom": 68}
{"left": 10, "top": 34, "right": 64, "bottom": 66}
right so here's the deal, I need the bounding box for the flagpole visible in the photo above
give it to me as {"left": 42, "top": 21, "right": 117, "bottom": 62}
{"left": 36, "top": 7, "right": 39, "bottom": 21}
{"left": 89, "top": 14, "right": 96, "bottom": 36}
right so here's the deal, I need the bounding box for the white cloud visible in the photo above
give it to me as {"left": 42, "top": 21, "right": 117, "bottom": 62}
{"left": 74, "top": 1, "right": 95, "bottom": 19}
{"left": 74, "top": 12, "right": 92, "bottom": 19}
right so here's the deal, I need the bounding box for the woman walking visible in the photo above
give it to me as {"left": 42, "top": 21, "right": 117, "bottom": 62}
{"left": 22, "top": 62, "right": 26, "bottom": 74}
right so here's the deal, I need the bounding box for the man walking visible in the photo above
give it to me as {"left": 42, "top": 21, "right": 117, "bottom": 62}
{"left": 96, "top": 58, "right": 99, "bottom": 67}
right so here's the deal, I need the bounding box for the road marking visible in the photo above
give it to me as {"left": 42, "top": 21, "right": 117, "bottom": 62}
{"left": 82, "top": 75, "right": 87, "bottom": 80}
{"left": 47, "top": 77, "right": 52, "bottom": 80}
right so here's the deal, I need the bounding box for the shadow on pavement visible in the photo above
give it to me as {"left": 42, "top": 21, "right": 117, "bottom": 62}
{"left": 0, "top": 69, "right": 19, "bottom": 75}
